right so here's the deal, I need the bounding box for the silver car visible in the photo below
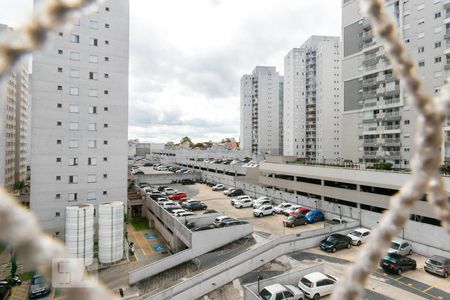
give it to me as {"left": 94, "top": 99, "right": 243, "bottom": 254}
{"left": 424, "top": 255, "right": 450, "bottom": 278}
{"left": 387, "top": 239, "right": 412, "bottom": 256}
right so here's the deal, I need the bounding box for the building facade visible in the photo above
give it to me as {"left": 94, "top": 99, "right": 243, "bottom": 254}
{"left": 30, "top": 0, "right": 129, "bottom": 237}
{"left": 0, "top": 24, "right": 30, "bottom": 190}
{"left": 240, "top": 66, "right": 282, "bottom": 156}
{"left": 283, "top": 36, "right": 342, "bottom": 163}
{"left": 342, "top": 0, "right": 450, "bottom": 167}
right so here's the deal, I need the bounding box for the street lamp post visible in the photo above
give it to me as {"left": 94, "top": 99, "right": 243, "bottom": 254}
{"left": 257, "top": 275, "right": 263, "bottom": 293}
{"left": 338, "top": 205, "right": 342, "bottom": 219}
{"left": 314, "top": 200, "right": 318, "bottom": 209}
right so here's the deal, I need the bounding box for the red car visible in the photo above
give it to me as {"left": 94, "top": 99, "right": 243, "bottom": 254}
{"left": 289, "top": 207, "right": 310, "bottom": 216}
{"left": 168, "top": 192, "right": 187, "bottom": 201}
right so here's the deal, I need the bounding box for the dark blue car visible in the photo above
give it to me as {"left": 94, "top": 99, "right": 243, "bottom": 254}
{"left": 305, "top": 210, "right": 324, "bottom": 223}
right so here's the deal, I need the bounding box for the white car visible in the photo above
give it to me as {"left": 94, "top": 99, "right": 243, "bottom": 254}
{"left": 162, "top": 202, "right": 181, "bottom": 210}
{"left": 274, "top": 203, "right": 294, "bottom": 214}
{"left": 163, "top": 187, "right": 177, "bottom": 195}
{"left": 258, "top": 283, "right": 304, "bottom": 300}
{"left": 223, "top": 188, "right": 235, "bottom": 195}
{"left": 212, "top": 184, "right": 225, "bottom": 191}
{"left": 283, "top": 205, "right": 301, "bottom": 216}
{"left": 253, "top": 198, "right": 272, "bottom": 209}
{"left": 156, "top": 198, "right": 169, "bottom": 204}
{"left": 388, "top": 239, "right": 413, "bottom": 256}
{"left": 171, "top": 209, "right": 187, "bottom": 216}
{"left": 213, "top": 215, "right": 234, "bottom": 227}
{"left": 253, "top": 205, "right": 275, "bottom": 217}
{"left": 298, "top": 272, "right": 337, "bottom": 299}
{"left": 347, "top": 228, "right": 371, "bottom": 246}
{"left": 177, "top": 211, "right": 194, "bottom": 217}
{"left": 231, "top": 195, "right": 251, "bottom": 206}
{"left": 234, "top": 198, "right": 253, "bottom": 208}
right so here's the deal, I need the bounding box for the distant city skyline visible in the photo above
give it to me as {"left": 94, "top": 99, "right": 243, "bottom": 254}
{"left": 0, "top": 0, "right": 341, "bottom": 143}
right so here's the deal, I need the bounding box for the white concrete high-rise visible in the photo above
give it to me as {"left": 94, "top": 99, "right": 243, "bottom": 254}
{"left": 0, "top": 24, "right": 30, "bottom": 190}
{"left": 283, "top": 36, "right": 342, "bottom": 163}
{"left": 30, "top": 0, "right": 129, "bottom": 237}
{"left": 342, "top": 0, "right": 450, "bottom": 168}
{"left": 240, "top": 66, "right": 281, "bottom": 156}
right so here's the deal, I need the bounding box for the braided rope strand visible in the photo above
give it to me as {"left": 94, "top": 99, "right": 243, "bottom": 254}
{"left": 331, "top": 1, "right": 450, "bottom": 299}
{"left": 0, "top": 0, "right": 104, "bottom": 78}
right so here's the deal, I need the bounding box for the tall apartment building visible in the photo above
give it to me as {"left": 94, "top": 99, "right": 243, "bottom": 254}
{"left": 30, "top": 0, "right": 129, "bottom": 237}
{"left": 283, "top": 36, "right": 342, "bottom": 163}
{"left": 342, "top": 0, "right": 450, "bottom": 167}
{"left": 240, "top": 66, "right": 281, "bottom": 156}
{"left": 0, "top": 24, "right": 30, "bottom": 190}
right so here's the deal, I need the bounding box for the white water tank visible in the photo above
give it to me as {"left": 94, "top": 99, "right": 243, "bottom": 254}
{"left": 98, "top": 202, "right": 124, "bottom": 263}
{"left": 65, "top": 204, "right": 94, "bottom": 266}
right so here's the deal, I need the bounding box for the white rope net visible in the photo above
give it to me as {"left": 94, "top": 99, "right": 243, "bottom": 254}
{"left": 0, "top": 0, "right": 449, "bottom": 300}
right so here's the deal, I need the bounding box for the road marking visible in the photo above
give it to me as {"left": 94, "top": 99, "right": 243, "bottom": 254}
{"left": 134, "top": 251, "right": 139, "bottom": 262}
{"left": 422, "top": 286, "right": 434, "bottom": 293}
{"left": 50, "top": 288, "right": 56, "bottom": 299}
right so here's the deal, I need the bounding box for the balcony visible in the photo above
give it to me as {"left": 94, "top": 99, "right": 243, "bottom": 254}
{"left": 384, "top": 124, "right": 401, "bottom": 131}
{"left": 361, "top": 91, "right": 377, "bottom": 100}
{"left": 363, "top": 139, "right": 377, "bottom": 146}
{"left": 384, "top": 112, "right": 401, "bottom": 121}
{"left": 384, "top": 138, "right": 401, "bottom": 146}
{"left": 384, "top": 97, "right": 400, "bottom": 105}
{"left": 384, "top": 151, "right": 401, "bottom": 160}
{"left": 445, "top": 59, "right": 450, "bottom": 70}
{"left": 363, "top": 151, "right": 377, "bottom": 159}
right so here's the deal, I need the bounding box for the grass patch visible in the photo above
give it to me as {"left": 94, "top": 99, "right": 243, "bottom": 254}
{"left": 130, "top": 217, "right": 149, "bottom": 231}
{"left": 0, "top": 242, "right": 6, "bottom": 255}
{"left": 19, "top": 271, "right": 35, "bottom": 281}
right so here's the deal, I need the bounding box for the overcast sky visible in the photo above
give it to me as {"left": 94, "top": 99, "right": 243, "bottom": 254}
{"left": 0, "top": 0, "right": 341, "bottom": 143}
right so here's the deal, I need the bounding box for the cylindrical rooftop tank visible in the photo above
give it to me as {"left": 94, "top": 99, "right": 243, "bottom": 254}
{"left": 65, "top": 204, "right": 94, "bottom": 266}
{"left": 98, "top": 201, "right": 124, "bottom": 264}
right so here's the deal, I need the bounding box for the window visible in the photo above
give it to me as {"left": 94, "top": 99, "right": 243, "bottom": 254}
{"left": 88, "top": 123, "right": 97, "bottom": 131}
{"left": 435, "top": 41, "right": 441, "bottom": 48}
{"left": 105, "top": 23, "right": 110, "bottom": 28}
{"left": 88, "top": 89, "right": 98, "bottom": 97}
{"left": 418, "top": 61, "right": 425, "bottom": 67}
{"left": 87, "top": 175, "right": 97, "bottom": 183}
{"left": 70, "top": 51, "right": 80, "bottom": 60}
{"left": 57, "top": 67, "right": 63, "bottom": 72}
{"left": 57, "top": 139, "right": 62, "bottom": 145}
{"left": 69, "top": 175, "right": 78, "bottom": 184}
{"left": 105, "top": 7, "right": 110, "bottom": 11}
{"left": 70, "top": 69, "right": 80, "bottom": 78}
{"left": 69, "top": 105, "right": 79, "bottom": 113}
{"left": 104, "top": 90, "right": 109, "bottom": 95}
{"left": 105, "top": 40, "right": 109, "bottom": 45}
{"left": 103, "top": 157, "right": 108, "bottom": 162}
{"left": 103, "top": 191, "right": 107, "bottom": 195}
{"left": 417, "top": 18, "right": 424, "bottom": 25}
{"left": 57, "top": 121, "right": 62, "bottom": 126}
{"left": 88, "top": 157, "right": 97, "bottom": 166}
{"left": 104, "top": 56, "right": 109, "bottom": 62}
{"left": 89, "top": 72, "right": 98, "bottom": 80}
{"left": 104, "top": 123, "right": 108, "bottom": 128}
{"left": 57, "top": 103, "right": 62, "bottom": 108}
{"left": 404, "top": 120, "right": 410, "bottom": 125}
{"left": 69, "top": 140, "right": 78, "bottom": 148}
{"left": 89, "top": 20, "right": 98, "bottom": 29}
{"left": 89, "top": 106, "right": 97, "bottom": 114}
{"left": 89, "top": 55, "right": 98, "bottom": 63}
{"left": 104, "top": 107, "right": 108, "bottom": 111}
{"left": 70, "top": 87, "right": 79, "bottom": 96}
{"left": 103, "top": 140, "right": 108, "bottom": 145}
{"left": 69, "top": 193, "right": 78, "bottom": 202}
{"left": 55, "top": 212, "right": 60, "bottom": 217}
{"left": 56, "top": 176, "right": 61, "bottom": 181}
{"left": 88, "top": 140, "right": 97, "bottom": 149}
{"left": 103, "top": 174, "right": 108, "bottom": 179}
{"left": 58, "top": 49, "right": 63, "bottom": 55}
{"left": 435, "top": 56, "right": 442, "bottom": 63}
{"left": 56, "top": 158, "right": 61, "bottom": 162}
{"left": 56, "top": 194, "right": 61, "bottom": 199}
{"left": 70, "top": 34, "right": 80, "bottom": 43}
{"left": 435, "top": 12, "right": 441, "bottom": 18}
{"left": 57, "top": 85, "right": 62, "bottom": 91}
{"left": 104, "top": 73, "right": 109, "bottom": 78}
{"left": 69, "top": 122, "right": 79, "bottom": 131}
{"left": 87, "top": 192, "right": 96, "bottom": 200}
{"left": 69, "top": 158, "right": 78, "bottom": 166}
{"left": 418, "top": 46, "right": 425, "bottom": 53}
{"left": 89, "top": 38, "right": 98, "bottom": 46}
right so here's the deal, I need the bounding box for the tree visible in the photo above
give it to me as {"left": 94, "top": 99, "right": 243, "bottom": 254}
{"left": 165, "top": 141, "right": 175, "bottom": 148}
{"left": 13, "top": 181, "right": 28, "bottom": 194}
{"left": 179, "top": 136, "right": 193, "bottom": 145}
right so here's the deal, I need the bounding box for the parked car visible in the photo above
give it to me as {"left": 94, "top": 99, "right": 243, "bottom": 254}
{"left": 132, "top": 170, "right": 144, "bottom": 175}
{"left": 157, "top": 186, "right": 169, "bottom": 192}
{"left": 258, "top": 283, "right": 304, "bottom": 300}
{"left": 305, "top": 210, "right": 325, "bottom": 223}
{"left": 213, "top": 216, "right": 234, "bottom": 227}
{"left": 234, "top": 198, "right": 253, "bottom": 208}
{"left": 156, "top": 197, "right": 169, "bottom": 205}
{"left": 320, "top": 234, "right": 352, "bottom": 253}
{"left": 212, "top": 184, "right": 225, "bottom": 191}
{"left": 253, "top": 199, "right": 272, "bottom": 209}
{"left": 192, "top": 225, "right": 215, "bottom": 232}
{"left": 149, "top": 193, "right": 164, "bottom": 200}
{"left": 274, "top": 203, "right": 294, "bottom": 214}
{"left": 289, "top": 207, "right": 310, "bottom": 217}
{"left": 347, "top": 228, "right": 371, "bottom": 246}
{"left": 181, "top": 179, "right": 195, "bottom": 185}
{"left": 29, "top": 274, "right": 51, "bottom": 299}
{"left": 206, "top": 181, "right": 216, "bottom": 187}
{"left": 379, "top": 253, "right": 416, "bottom": 275}
{"left": 228, "top": 189, "right": 244, "bottom": 197}
{"left": 203, "top": 209, "right": 218, "bottom": 214}
{"left": 163, "top": 187, "right": 177, "bottom": 195}
{"left": 168, "top": 192, "right": 188, "bottom": 201}
{"left": 330, "top": 218, "right": 348, "bottom": 225}
{"left": 297, "top": 272, "right": 337, "bottom": 300}
{"left": 0, "top": 281, "right": 12, "bottom": 300}
{"left": 182, "top": 200, "right": 207, "bottom": 211}
{"left": 171, "top": 209, "right": 187, "bottom": 216}
{"left": 253, "top": 205, "right": 275, "bottom": 217}
{"left": 283, "top": 205, "right": 301, "bottom": 216}
{"left": 223, "top": 188, "right": 236, "bottom": 195}
{"left": 388, "top": 239, "right": 412, "bottom": 256}
{"left": 137, "top": 182, "right": 149, "bottom": 188}
{"left": 177, "top": 211, "right": 195, "bottom": 217}
{"left": 217, "top": 219, "right": 248, "bottom": 228}
{"left": 231, "top": 195, "right": 251, "bottom": 206}
{"left": 283, "top": 214, "right": 308, "bottom": 227}
{"left": 424, "top": 255, "right": 450, "bottom": 278}
{"left": 162, "top": 202, "right": 181, "bottom": 211}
